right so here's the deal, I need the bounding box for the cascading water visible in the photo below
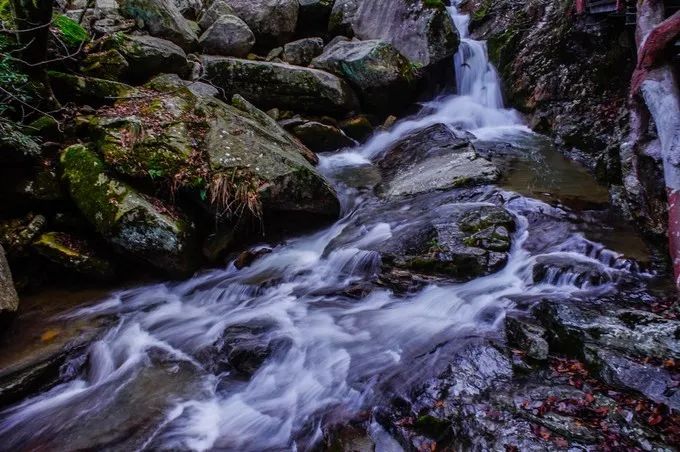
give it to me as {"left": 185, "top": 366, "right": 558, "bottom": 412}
{"left": 0, "top": 5, "right": 656, "bottom": 452}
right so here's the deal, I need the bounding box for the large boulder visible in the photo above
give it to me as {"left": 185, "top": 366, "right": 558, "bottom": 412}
{"left": 378, "top": 124, "right": 499, "bottom": 197}
{"left": 197, "top": 0, "right": 234, "bottom": 30}
{"left": 100, "top": 33, "right": 191, "bottom": 81}
{"left": 311, "top": 39, "right": 418, "bottom": 114}
{"left": 0, "top": 244, "right": 19, "bottom": 316}
{"left": 290, "top": 120, "right": 355, "bottom": 152}
{"left": 60, "top": 144, "right": 200, "bottom": 276}
{"left": 118, "top": 0, "right": 199, "bottom": 50}
{"left": 88, "top": 75, "right": 340, "bottom": 223}
{"left": 48, "top": 72, "right": 133, "bottom": 105}
{"left": 223, "top": 0, "right": 298, "bottom": 46}
{"left": 202, "top": 56, "right": 360, "bottom": 115}
{"left": 199, "top": 14, "right": 255, "bottom": 57}
{"left": 352, "top": 0, "right": 458, "bottom": 67}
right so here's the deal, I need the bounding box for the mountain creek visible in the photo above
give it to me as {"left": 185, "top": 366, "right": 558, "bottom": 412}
{"left": 1, "top": 0, "right": 680, "bottom": 450}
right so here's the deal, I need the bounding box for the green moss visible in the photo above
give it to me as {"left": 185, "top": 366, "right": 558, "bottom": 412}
{"left": 0, "top": 0, "right": 13, "bottom": 27}
{"left": 422, "top": 0, "right": 444, "bottom": 8}
{"left": 471, "top": 0, "right": 492, "bottom": 22}
{"left": 52, "top": 14, "right": 89, "bottom": 47}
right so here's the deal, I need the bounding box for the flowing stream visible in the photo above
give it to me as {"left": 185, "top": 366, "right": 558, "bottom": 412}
{"left": 0, "top": 4, "right": 660, "bottom": 451}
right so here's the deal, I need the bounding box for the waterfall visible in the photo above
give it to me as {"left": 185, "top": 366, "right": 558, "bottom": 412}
{"left": 449, "top": 2, "right": 505, "bottom": 109}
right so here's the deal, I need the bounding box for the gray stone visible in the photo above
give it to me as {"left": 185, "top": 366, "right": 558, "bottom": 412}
{"left": 223, "top": 0, "right": 299, "bottom": 46}
{"left": 352, "top": 0, "right": 459, "bottom": 67}
{"left": 102, "top": 34, "right": 191, "bottom": 80}
{"left": 291, "top": 121, "right": 355, "bottom": 152}
{"left": 311, "top": 39, "right": 417, "bottom": 113}
{"left": 199, "top": 14, "right": 255, "bottom": 57}
{"left": 197, "top": 0, "right": 234, "bottom": 30}
{"left": 328, "top": 0, "right": 358, "bottom": 37}
{"left": 378, "top": 124, "right": 499, "bottom": 197}
{"left": 119, "top": 0, "right": 199, "bottom": 50}
{"left": 283, "top": 37, "right": 324, "bottom": 66}
{"left": 202, "top": 56, "right": 360, "bottom": 115}
{"left": 0, "top": 244, "right": 18, "bottom": 316}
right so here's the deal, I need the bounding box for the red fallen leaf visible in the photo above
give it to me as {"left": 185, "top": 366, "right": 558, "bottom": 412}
{"left": 635, "top": 401, "right": 645, "bottom": 413}
{"left": 664, "top": 358, "right": 676, "bottom": 368}
{"left": 648, "top": 413, "right": 664, "bottom": 426}
{"left": 594, "top": 406, "right": 610, "bottom": 416}
{"left": 584, "top": 393, "right": 595, "bottom": 404}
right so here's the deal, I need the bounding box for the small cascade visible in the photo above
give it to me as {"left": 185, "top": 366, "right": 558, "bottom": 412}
{"left": 449, "top": 2, "right": 505, "bottom": 108}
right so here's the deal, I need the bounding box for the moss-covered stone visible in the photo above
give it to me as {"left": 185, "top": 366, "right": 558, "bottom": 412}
{"left": 51, "top": 14, "right": 89, "bottom": 48}
{"left": 80, "top": 49, "right": 129, "bottom": 81}
{"left": 310, "top": 39, "right": 418, "bottom": 114}
{"left": 33, "top": 232, "right": 115, "bottom": 280}
{"left": 118, "top": 0, "right": 198, "bottom": 50}
{"left": 60, "top": 144, "right": 200, "bottom": 276}
{"left": 47, "top": 71, "right": 133, "bottom": 105}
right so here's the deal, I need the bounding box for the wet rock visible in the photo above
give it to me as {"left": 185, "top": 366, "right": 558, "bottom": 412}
{"left": 535, "top": 301, "right": 680, "bottom": 362}
{"left": 48, "top": 72, "right": 132, "bottom": 105}
{"left": 202, "top": 56, "right": 360, "bottom": 115}
{"left": 328, "top": 0, "right": 358, "bottom": 37}
{"left": 80, "top": 49, "right": 129, "bottom": 81}
{"left": 283, "top": 37, "right": 324, "bottom": 66}
{"left": 32, "top": 232, "right": 115, "bottom": 280}
{"left": 378, "top": 124, "right": 499, "bottom": 197}
{"left": 311, "top": 39, "right": 417, "bottom": 114}
{"left": 584, "top": 346, "right": 680, "bottom": 410}
{"left": 223, "top": 0, "right": 298, "bottom": 46}
{"left": 0, "top": 244, "right": 19, "bottom": 317}
{"left": 234, "top": 247, "right": 272, "bottom": 269}
{"left": 339, "top": 115, "right": 373, "bottom": 142}
{"left": 533, "top": 255, "right": 612, "bottom": 287}
{"left": 118, "top": 0, "right": 199, "bottom": 50}
{"left": 332, "top": 190, "right": 515, "bottom": 287}
{"left": 199, "top": 14, "right": 255, "bottom": 57}
{"left": 505, "top": 316, "right": 549, "bottom": 361}
{"left": 201, "top": 321, "right": 292, "bottom": 378}
{"left": 352, "top": 0, "right": 459, "bottom": 67}
{"left": 60, "top": 144, "right": 200, "bottom": 276}
{"left": 291, "top": 121, "right": 355, "bottom": 153}
{"left": 197, "top": 0, "right": 234, "bottom": 30}
{"left": 101, "top": 33, "right": 191, "bottom": 81}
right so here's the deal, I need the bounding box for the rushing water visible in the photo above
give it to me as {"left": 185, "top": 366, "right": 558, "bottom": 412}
{"left": 0, "top": 4, "right": 660, "bottom": 452}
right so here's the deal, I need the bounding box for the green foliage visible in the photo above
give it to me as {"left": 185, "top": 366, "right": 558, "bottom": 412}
{"left": 0, "top": 36, "right": 31, "bottom": 115}
{"left": 0, "top": 0, "right": 13, "bottom": 27}
{"left": 52, "top": 14, "right": 89, "bottom": 47}
{"left": 422, "top": 0, "right": 445, "bottom": 8}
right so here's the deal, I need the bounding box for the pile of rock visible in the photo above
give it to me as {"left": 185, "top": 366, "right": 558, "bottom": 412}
{"left": 0, "top": 0, "right": 460, "bottom": 313}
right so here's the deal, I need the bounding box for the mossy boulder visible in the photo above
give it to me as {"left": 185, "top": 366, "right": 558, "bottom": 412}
{"left": 48, "top": 71, "right": 133, "bottom": 105}
{"left": 100, "top": 33, "right": 191, "bottom": 81}
{"left": 88, "top": 74, "right": 340, "bottom": 223}
{"left": 59, "top": 144, "right": 200, "bottom": 276}
{"left": 311, "top": 39, "right": 418, "bottom": 114}
{"left": 201, "top": 56, "right": 360, "bottom": 115}
{"left": 118, "top": 0, "right": 199, "bottom": 50}
{"left": 291, "top": 121, "right": 355, "bottom": 153}
{"left": 80, "top": 49, "right": 130, "bottom": 81}
{"left": 197, "top": 0, "right": 235, "bottom": 30}
{"left": 33, "top": 232, "right": 115, "bottom": 280}
{"left": 199, "top": 14, "right": 255, "bottom": 57}
{"left": 51, "top": 14, "right": 89, "bottom": 48}
{"left": 352, "top": 0, "right": 459, "bottom": 67}
{"left": 328, "top": 0, "right": 359, "bottom": 37}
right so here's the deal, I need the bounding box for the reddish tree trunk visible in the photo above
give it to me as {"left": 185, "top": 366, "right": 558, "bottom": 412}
{"left": 631, "top": 10, "right": 680, "bottom": 95}
{"left": 575, "top": 0, "right": 586, "bottom": 14}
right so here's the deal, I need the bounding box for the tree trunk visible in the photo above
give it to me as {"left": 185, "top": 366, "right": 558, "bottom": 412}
{"left": 8, "top": 0, "right": 53, "bottom": 66}
{"left": 631, "top": 0, "right": 680, "bottom": 289}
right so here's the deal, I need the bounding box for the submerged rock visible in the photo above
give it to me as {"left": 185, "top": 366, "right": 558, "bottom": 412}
{"left": 223, "top": 0, "right": 298, "bottom": 46}
{"left": 199, "top": 14, "right": 255, "bottom": 57}
{"left": 352, "top": 0, "right": 459, "bottom": 67}
{"left": 202, "top": 56, "right": 360, "bottom": 115}
{"left": 118, "top": 0, "right": 199, "bottom": 50}
{"left": 311, "top": 39, "right": 417, "bottom": 114}
{"left": 378, "top": 124, "right": 499, "bottom": 197}
{"left": 0, "top": 244, "right": 19, "bottom": 316}
{"left": 60, "top": 144, "right": 200, "bottom": 276}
